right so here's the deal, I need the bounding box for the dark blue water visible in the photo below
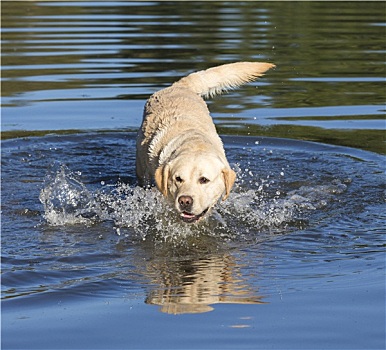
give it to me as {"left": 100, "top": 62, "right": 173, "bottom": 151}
{"left": 2, "top": 132, "right": 385, "bottom": 349}
{"left": 1, "top": 2, "right": 385, "bottom": 349}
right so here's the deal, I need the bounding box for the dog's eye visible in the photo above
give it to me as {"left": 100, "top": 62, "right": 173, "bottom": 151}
{"left": 199, "top": 177, "right": 210, "bottom": 184}
{"left": 175, "top": 176, "right": 183, "bottom": 183}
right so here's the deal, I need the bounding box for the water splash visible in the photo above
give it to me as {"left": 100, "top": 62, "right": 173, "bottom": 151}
{"left": 39, "top": 163, "right": 348, "bottom": 241}
{"left": 39, "top": 163, "right": 101, "bottom": 226}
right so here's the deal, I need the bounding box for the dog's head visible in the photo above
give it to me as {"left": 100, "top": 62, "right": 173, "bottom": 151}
{"left": 155, "top": 153, "right": 236, "bottom": 223}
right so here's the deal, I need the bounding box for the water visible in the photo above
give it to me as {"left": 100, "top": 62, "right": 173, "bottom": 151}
{"left": 1, "top": 2, "right": 385, "bottom": 349}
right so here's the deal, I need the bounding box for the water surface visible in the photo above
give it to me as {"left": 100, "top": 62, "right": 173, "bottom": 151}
{"left": 2, "top": 1, "right": 385, "bottom": 152}
{"left": 1, "top": 1, "right": 385, "bottom": 349}
{"left": 2, "top": 132, "right": 385, "bottom": 349}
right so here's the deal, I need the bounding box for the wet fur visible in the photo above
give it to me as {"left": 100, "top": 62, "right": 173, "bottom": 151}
{"left": 136, "top": 62, "right": 275, "bottom": 222}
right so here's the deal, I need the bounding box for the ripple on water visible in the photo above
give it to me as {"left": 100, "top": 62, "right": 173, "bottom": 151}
{"left": 38, "top": 147, "right": 363, "bottom": 246}
{"left": 3, "top": 132, "right": 383, "bottom": 249}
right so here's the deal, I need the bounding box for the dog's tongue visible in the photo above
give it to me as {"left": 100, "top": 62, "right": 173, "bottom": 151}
{"left": 182, "top": 212, "right": 196, "bottom": 219}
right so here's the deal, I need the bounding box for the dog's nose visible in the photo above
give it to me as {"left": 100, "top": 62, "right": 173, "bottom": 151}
{"left": 178, "top": 195, "right": 193, "bottom": 210}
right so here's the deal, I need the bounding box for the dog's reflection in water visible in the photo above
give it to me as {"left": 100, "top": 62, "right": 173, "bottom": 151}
{"left": 144, "top": 250, "right": 265, "bottom": 314}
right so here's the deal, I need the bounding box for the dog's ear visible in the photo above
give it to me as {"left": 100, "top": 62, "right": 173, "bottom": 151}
{"left": 222, "top": 168, "right": 236, "bottom": 201}
{"left": 155, "top": 164, "right": 170, "bottom": 197}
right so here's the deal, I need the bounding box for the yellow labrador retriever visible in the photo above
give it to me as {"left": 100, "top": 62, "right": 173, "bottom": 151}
{"left": 136, "top": 62, "right": 275, "bottom": 223}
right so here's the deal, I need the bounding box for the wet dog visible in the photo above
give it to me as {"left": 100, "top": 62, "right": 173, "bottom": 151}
{"left": 136, "top": 62, "right": 275, "bottom": 223}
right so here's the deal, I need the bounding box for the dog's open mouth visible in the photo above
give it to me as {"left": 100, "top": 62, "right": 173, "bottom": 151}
{"left": 180, "top": 208, "right": 209, "bottom": 223}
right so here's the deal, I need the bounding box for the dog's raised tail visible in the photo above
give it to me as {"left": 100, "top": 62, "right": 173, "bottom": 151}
{"left": 174, "top": 61, "right": 275, "bottom": 98}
